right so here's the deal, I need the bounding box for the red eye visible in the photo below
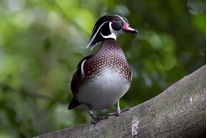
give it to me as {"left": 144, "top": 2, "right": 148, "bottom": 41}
{"left": 111, "top": 21, "right": 123, "bottom": 31}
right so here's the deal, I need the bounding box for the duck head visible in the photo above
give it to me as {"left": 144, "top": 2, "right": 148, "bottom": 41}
{"left": 86, "top": 14, "right": 138, "bottom": 50}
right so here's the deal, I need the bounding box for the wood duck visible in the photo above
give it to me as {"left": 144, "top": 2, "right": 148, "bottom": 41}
{"left": 68, "top": 14, "right": 137, "bottom": 124}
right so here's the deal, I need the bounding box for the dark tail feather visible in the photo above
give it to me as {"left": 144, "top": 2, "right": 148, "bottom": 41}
{"left": 68, "top": 98, "right": 81, "bottom": 110}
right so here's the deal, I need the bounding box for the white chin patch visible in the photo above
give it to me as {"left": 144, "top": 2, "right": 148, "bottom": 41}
{"left": 77, "top": 69, "right": 130, "bottom": 109}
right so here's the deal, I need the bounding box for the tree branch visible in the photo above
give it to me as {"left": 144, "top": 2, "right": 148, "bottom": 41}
{"left": 34, "top": 65, "right": 206, "bottom": 138}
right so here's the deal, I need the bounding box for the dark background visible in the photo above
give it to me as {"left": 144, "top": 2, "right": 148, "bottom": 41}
{"left": 0, "top": 0, "right": 205, "bottom": 137}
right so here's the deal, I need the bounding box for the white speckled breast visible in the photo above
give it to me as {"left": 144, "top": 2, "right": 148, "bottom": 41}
{"left": 77, "top": 39, "right": 132, "bottom": 109}
{"left": 84, "top": 39, "right": 132, "bottom": 81}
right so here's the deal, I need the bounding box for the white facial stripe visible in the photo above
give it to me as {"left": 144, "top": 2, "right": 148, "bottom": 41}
{"left": 100, "top": 22, "right": 123, "bottom": 40}
{"left": 86, "top": 21, "right": 108, "bottom": 49}
{"left": 100, "top": 22, "right": 117, "bottom": 40}
{"left": 80, "top": 59, "right": 87, "bottom": 77}
{"left": 86, "top": 15, "right": 126, "bottom": 50}
{"left": 117, "top": 15, "right": 125, "bottom": 23}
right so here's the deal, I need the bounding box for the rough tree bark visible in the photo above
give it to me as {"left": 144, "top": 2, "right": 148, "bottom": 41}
{"left": 34, "top": 65, "right": 206, "bottom": 138}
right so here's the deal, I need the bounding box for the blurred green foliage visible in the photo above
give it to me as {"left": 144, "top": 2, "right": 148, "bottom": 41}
{"left": 0, "top": 0, "right": 205, "bottom": 137}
